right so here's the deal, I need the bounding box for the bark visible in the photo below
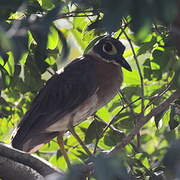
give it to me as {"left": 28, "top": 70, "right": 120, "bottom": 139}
{"left": 0, "top": 143, "right": 65, "bottom": 180}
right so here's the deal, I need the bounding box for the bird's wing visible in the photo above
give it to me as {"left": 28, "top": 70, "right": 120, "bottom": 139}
{"left": 12, "top": 56, "right": 98, "bottom": 152}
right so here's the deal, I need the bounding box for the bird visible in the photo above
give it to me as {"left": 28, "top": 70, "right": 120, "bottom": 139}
{"left": 11, "top": 36, "right": 132, "bottom": 166}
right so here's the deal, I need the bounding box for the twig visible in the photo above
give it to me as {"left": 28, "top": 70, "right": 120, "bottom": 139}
{"left": 145, "top": 81, "right": 173, "bottom": 110}
{"left": 109, "top": 90, "right": 180, "bottom": 155}
{"left": 121, "top": 27, "right": 145, "bottom": 115}
{"left": 153, "top": 23, "right": 162, "bottom": 36}
{"left": 93, "top": 115, "right": 125, "bottom": 154}
{"left": 6, "top": 3, "right": 27, "bottom": 37}
{"left": 117, "top": 90, "right": 142, "bottom": 148}
{"left": 73, "top": 4, "right": 93, "bottom": 23}
{"left": 119, "top": 90, "right": 142, "bottom": 149}
{"left": 118, "top": 90, "right": 136, "bottom": 118}
{"left": 121, "top": 24, "right": 145, "bottom": 148}
{"left": 116, "top": 21, "right": 130, "bottom": 39}
{"left": 102, "top": 97, "right": 141, "bottom": 136}
{"left": 55, "top": 9, "right": 100, "bottom": 20}
{"left": 47, "top": 69, "right": 55, "bottom": 75}
{"left": 93, "top": 117, "right": 101, "bottom": 154}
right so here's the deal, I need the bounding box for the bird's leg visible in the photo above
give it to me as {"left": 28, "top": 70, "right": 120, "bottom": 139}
{"left": 57, "top": 133, "right": 71, "bottom": 169}
{"left": 68, "top": 124, "right": 92, "bottom": 156}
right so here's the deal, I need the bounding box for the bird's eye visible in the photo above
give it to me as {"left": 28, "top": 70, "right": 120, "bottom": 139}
{"left": 103, "top": 42, "right": 117, "bottom": 55}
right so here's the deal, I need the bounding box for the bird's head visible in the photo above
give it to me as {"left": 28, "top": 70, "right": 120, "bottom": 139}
{"left": 91, "top": 36, "right": 132, "bottom": 71}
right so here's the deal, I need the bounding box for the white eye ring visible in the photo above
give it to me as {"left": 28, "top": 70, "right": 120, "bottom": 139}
{"left": 103, "top": 42, "right": 117, "bottom": 55}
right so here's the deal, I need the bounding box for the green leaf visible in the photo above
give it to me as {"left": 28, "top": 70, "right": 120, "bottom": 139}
{"left": 96, "top": 106, "right": 111, "bottom": 122}
{"left": 45, "top": 56, "right": 55, "bottom": 65}
{"left": 85, "top": 119, "right": 106, "bottom": 144}
{"left": 4, "top": 52, "right": 14, "bottom": 76}
{"left": 30, "top": 5, "right": 62, "bottom": 73}
{"left": 56, "top": 29, "right": 69, "bottom": 61}
{"left": 0, "top": 64, "right": 11, "bottom": 88}
{"left": 0, "top": 70, "right": 3, "bottom": 89}
{"left": 135, "top": 153, "right": 150, "bottom": 169}
{"left": 42, "top": 0, "right": 54, "bottom": 10}
{"left": 117, "top": 117, "right": 134, "bottom": 130}
{"left": 154, "top": 109, "right": 167, "bottom": 128}
{"left": 12, "top": 33, "right": 28, "bottom": 62}
{"left": 123, "top": 70, "right": 139, "bottom": 85}
{"left": 104, "top": 129, "right": 125, "bottom": 146}
{"left": 24, "top": 57, "right": 44, "bottom": 92}
{"left": 122, "top": 86, "right": 141, "bottom": 100}
{"left": 47, "top": 27, "right": 59, "bottom": 50}
{"left": 143, "top": 58, "right": 153, "bottom": 80}
{"left": 169, "top": 105, "right": 179, "bottom": 130}
{"left": 137, "top": 36, "right": 156, "bottom": 56}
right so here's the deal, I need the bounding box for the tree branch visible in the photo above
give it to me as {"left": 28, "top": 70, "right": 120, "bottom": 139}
{"left": 109, "top": 90, "right": 180, "bottom": 155}
{"left": 55, "top": 9, "right": 100, "bottom": 20}
{"left": 0, "top": 155, "right": 43, "bottom": 180}
{"left": 121, "top": 24, "right": 145, "bottom": 116}
{"left": 0, "top": 143, "right": 65, "bottom": 179}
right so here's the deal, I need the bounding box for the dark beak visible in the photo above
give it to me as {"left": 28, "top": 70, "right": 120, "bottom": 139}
{"left": 116, "top": 57, "right": 132, "bottom": 71}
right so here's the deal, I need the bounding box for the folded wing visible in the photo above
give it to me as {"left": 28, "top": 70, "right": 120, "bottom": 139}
{"left": 11, "top": 56, "right": 98, "bottom": 152}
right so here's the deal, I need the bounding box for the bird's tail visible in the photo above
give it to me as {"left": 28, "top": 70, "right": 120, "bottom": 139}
{"left": 11, "top": 129, "right": 59, "bottom": 153}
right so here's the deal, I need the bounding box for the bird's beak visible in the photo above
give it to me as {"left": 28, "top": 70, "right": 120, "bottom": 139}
{"left": 116, "top": 56, "right": 132, "bottom": 71}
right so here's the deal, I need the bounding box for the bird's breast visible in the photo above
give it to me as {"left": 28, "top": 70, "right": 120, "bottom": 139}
{"left": 95, "top": 60, "right": 123, "bottom": 109}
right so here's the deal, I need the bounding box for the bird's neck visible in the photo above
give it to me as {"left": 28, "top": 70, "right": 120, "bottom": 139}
{"left": 86, "top": 51, "right": 118, "bottom": 66}
{"left": 87, "top": 51, "right": 107, "bottom": 63}
{"left": 86, "top": 51, "right": 123, "bottom": 108}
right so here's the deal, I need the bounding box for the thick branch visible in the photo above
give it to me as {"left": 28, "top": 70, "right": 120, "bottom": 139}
{"left": 0, "top": 143, "right": 65, "bottom": 179}
{"left": 109, "top": 90, "right": 180, "bottom": 155}
{"left": 0, "top": 155, "right": 43, "bottom": 180}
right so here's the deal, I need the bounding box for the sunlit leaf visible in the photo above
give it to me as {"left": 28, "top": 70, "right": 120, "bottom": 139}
{"left": 154, "top": 109, "right": 167, "bottom": 128}
{"left": 47, "top": 27, "right": 59, "bottom": 50}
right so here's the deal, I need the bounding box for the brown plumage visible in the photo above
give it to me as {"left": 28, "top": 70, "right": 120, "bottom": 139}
{"left": 11, "top": 36, "right": 132, "bottom": 153}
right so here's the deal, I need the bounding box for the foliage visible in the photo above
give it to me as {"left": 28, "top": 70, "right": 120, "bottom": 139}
{"left": 0, "top": 0, "right": 180, "bottom": 179}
